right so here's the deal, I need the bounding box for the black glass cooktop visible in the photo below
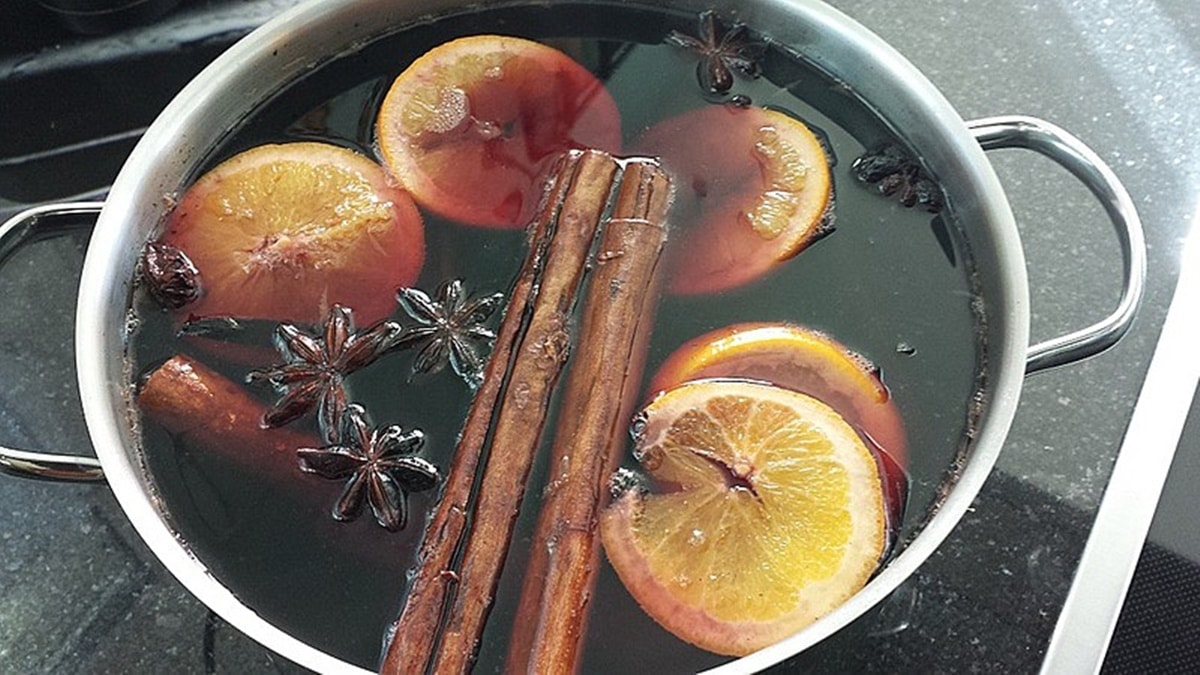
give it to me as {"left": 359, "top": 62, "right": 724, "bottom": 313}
{"left": 1103, "top": 381, "right": 1200, "bottom": 673}
{"left": 1, "top": 0, "right": 1196, "bottom": 672}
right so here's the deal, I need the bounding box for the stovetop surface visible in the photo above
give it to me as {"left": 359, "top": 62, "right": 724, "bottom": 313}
{"left": 1, "top": 0, "right": 1196, "bottom": 672}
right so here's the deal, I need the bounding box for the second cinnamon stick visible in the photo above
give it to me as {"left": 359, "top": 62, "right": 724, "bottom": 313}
{"left": 383, "top": 150, "right": 620, "bottom": 674}
{"left": 506, "top": 159, "right": 673, "bottom": 673}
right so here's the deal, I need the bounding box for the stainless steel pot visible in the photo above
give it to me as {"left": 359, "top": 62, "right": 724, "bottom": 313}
{"left": 0, "top": 0, "right": 1145, "bottom": 672}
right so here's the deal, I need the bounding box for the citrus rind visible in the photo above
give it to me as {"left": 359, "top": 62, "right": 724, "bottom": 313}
{"left": 600, "top": 379, "right": 886, "bottom": 656}
{"left": 633, "top": 106, "right": 833, "bottom": 295}
{"left": 162, "top": 141, "right": 424, "bottom": 325}
{"left": 647, "top": 322, "right": 907, "bottom": 467}
{"left": 376, "top": 35, "right": 622, "bottom": 228}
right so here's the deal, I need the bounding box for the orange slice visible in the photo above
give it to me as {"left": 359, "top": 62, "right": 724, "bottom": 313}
{"left": 633, "top": 105, "right": 833, "bottom": 295}
{"left": 648, "top": 322, "right": 907, "bottom": 469}
{"left": 376, "top": 35, "right": 622, "bottom": 228}
{"left": 160, "top": 142, "right": 424, "bottom": 325}
{"left": 600, "top": 379, "right": 887, "bottom": 656}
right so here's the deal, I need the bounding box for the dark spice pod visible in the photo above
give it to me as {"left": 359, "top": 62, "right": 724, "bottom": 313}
{"left": 141, "top": 241, "right": 201, "bottom": 310}
{"left": 851, "top": 144, "right": 911, "bottom": 183}
{"left": 851, "top": 144, "right": 945, "bottom": 213}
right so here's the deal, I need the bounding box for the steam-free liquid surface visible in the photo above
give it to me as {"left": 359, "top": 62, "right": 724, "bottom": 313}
{"left": 131, "top": 3, "right": 984, "bottom": 670}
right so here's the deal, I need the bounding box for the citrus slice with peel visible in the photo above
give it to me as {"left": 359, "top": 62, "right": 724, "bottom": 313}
{"left": 376, "top": 35, "right": 622, "bottom": 228}
{"left": 600, "top": 379, "right": 886, "bottom": 656}
{"left": 648, "top": 322, "right": 907, "bottom": 469}
{"left": 633, "top": 105, "right": 833, "bottom": 295}
{"left": 160, "top": 142, "right": 424, "bottom": 325}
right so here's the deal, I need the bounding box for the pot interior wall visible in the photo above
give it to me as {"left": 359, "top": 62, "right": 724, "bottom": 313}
{"left": 78, "top": 0, "right": 1028, "bottom": 671}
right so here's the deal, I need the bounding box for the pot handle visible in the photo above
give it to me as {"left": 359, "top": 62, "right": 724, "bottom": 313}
{"left": 968, "top": 116, "right": 1146, "bottom": 374}
{"left": 0, "top": 201, "right": 106, "bottom": 482}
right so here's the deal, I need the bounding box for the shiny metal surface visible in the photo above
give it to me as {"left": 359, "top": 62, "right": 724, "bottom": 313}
{"left": 0, "top": 202, "right": 105, "bottom": 482}
{"left": 967, "top": 116, "right": 1146, "bottom": 374}
{"left": 0, "top": 446, "right": 103, "bottom": 482}
{"left": 75, "top": 0, "right": 376, "bottom": 669}
{"left": 0, "top": 0, "right": 1180, "bottom": 671}
{"left": 11, "top": 0, "right": 1132, "bottom": 672}
{"left": 0, "top": 201, "right": 102, "bottom": 266}
{"left": 78, "top": 0, "right": 1028, "bottom": 671}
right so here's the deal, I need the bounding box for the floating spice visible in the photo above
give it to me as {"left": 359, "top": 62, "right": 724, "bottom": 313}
{"left": 507, "top": 158, "right": 673, "bottom": 673}
{"left": 297, "top": 404, "right": 437, "bottom": 532}
{"left": 391, "top": 280, "right": 505, "bottom": 387}
{"left": 177, "top": 315, "right": 253, "bottom": 338}
{"left": 382, "top": 150, "right": 625, "bottom": 674}
{"left": 666, "top": 10, "right": 766, "bottom": 95}
{"left": 247, "top": 305, "right": 400, "bottom": 439}
{"left": 851, "top": 143, "right": 944, "bottom": 213}
{"left": 138, "top": 354, "right": 315, "bottom": 476}
{"left": 141, "top": 241, "right": 200, "bottom": 310}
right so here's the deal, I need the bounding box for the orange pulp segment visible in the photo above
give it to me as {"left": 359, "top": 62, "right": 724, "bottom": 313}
{"left": 600, "top": 379, "right": 886, "bottom": 656}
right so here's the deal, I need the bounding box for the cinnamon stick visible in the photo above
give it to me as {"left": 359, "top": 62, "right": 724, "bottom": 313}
{"left": 382, "top": 150, "right": 621, "bottom": 674}
{"left": 380, "top": 151, "right": 575, "bottom": 673}
{"left": 505, "top": 159, "right": 673, "bottom": 674}
{"left": 138, "top": 353, "right": 314, "bottom": 476}
{"left": 139, "top": 353, "right": 415, "bottom": 574}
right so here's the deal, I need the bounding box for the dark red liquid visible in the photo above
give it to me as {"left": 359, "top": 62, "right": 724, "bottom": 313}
{"left": 130, "top": 3, "right": 984, "bottom": 671}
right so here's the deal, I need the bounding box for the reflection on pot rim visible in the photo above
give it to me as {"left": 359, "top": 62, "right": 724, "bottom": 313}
{"left": 35, "top": 0, "right": 1136, "bottom": 672}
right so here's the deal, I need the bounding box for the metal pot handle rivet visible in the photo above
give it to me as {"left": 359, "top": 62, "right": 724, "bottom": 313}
{"left": 968, "top": 115, "right": 1147, "bottom": 374}
{"left": 0, "top": 201, "right": 106, "bottom": 482}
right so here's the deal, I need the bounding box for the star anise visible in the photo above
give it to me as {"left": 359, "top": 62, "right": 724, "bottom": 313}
{"left": 391, "top": 279, "right": 504, "bottom": 388}
{"left": 297, "top": 404, "right": 437, "bottom": 531}
{"left": 851, "top": 144, "right": 944, "bottom": 213}
{"left": 666, "top": 10, "right": 766, "bottom": 95}
{"left": 247, "top": 305, "right": 400, "bottom": 438}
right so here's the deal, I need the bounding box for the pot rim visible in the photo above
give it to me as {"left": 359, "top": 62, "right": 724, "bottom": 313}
{"left": 75, "top": 0, "right": 1028, "bottom": 672}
